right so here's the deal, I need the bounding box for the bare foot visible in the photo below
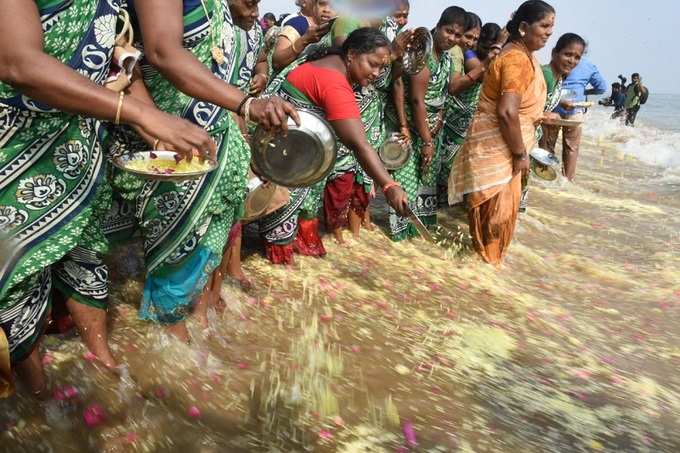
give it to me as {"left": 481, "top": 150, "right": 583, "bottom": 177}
{"left": 15, "top": 346, "right": 48, "bottom": 399}
{"left": 349, "top": 209, "right": 362, "bottom": 239}
{"left": 66, "top": 299, "right": 117, "bottom": 369}
{"left": 332, "top": 228, "right": 346, "bottom": 244}
{"left": 362, "top": 210, "right": 375, "bottom": 231}
{"left": 164, "top": 322, "right": 190, "bottom": 343}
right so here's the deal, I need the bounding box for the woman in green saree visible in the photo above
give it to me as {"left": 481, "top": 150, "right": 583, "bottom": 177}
{"left": 259, "top": 28, "right": 410, "bottom": 264}
{"left": 386, "top": 7, "right": 465, "bottom": 241}
{"left": 322, "top": 15, "right": 410, "bottom": 243}
{"left": 521, "top": 33, "right": 585, "bottom": 211}
{"left": 440, "top": 16, "right": 503, "bottom": 203}
{"left": 109, "top": 0, "right": 298, "bottom": 342}
{"left": 0, "top": 0, "right": 213, "bottom": 396}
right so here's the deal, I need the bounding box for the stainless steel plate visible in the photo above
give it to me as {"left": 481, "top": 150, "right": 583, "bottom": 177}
{"left": 251, "top": 109, "right": 337, "bottom": 188}
{"left": 379, "top": 133, "right": 412, "bottom": 170}
{"left": 112, "top": 151, "right": 217, "bottom": 181}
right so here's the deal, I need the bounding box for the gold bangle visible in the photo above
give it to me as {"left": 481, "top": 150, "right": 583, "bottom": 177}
{"left": 153, "top": 138, "right": 160, "bottom": 150}
{"left": 291, "top": 39, "right": 301, "bottom": 53}
{"left": 114, "top": 92, "right": 125, "bottom": 125}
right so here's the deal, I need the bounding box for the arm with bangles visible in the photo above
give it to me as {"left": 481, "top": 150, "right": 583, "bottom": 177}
{"left": 408, "top": 66, "right": 435, "bottom": 171}
{"left": 135, "top": 0, "right": 299, "bottom": 133}
{"left": 331, "top": 119, "right": 409, "bottom": 216}
{"left": 0, "top": 0, "right": 214, "bottom": 158}
{"left": 249, "top": 49, "right": 270, "bottom": 96}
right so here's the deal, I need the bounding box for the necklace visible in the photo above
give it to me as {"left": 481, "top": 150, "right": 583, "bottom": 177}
{"left": 199, "top": 0, "right": 225, "bottom": 64}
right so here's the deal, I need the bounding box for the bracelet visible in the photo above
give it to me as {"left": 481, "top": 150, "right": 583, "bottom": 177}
{"left": 236, "top": 95, "right": 251, "bottom": 116}
{"left": 382, "top": 181, "right": 400, "bottom": 195}
{"left": 152, "top": 138, "right": 160, "bottom": 150}
{"left": 114, "top": 92, "right": 125, "bottom": 125}
{"left": 422, "top": 141, "right": 434, "bottom": 148}
{"left": 491, "top": 44, "right": 503, "bottom": 51}
{"left": 244, "top": 97, "right": 255, "bottom": 125}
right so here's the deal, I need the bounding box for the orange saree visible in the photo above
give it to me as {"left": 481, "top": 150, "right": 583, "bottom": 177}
{"left": 448, "top": 45, "right": 546, "bottom": 264}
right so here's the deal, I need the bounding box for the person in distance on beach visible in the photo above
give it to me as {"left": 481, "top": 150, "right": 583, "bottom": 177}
{"left": 624, "top": 72, "right": 648, "bottom": 127}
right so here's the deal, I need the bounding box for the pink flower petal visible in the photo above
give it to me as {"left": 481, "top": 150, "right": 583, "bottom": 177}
{"left": 402, "top": 421, "right": 417, "bottom": 447}
{"left": 319, "top": 429, "right": 334, "bottom": 440}
{"left": 83, "top": 403, "right": 107, "bottom": 428}
{"left": 187, "top": 406, "right": 201, "bottom": 418}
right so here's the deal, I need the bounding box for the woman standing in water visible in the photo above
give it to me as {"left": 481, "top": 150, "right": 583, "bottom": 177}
{"left": 439, "top": 13, "right": 487, "bottom": 203}
{"left": 259, "top": 28, "right": 410, "bottom": 264}
{"left": 521, "top": 32, "right": 585, "bottom": 211}
{"left": 386, "top": 6, "right": 466, "bottom": 241}
{"left": 0, "top": 0, "right": 214, "bottom": 396}
{"left": 110, "top": 0, "right": 298, "bottom": 342}
{"left": 449, "top": 0, "right": 554, "bottom": 264}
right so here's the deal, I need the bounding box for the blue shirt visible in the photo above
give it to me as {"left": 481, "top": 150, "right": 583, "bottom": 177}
{"left": 554, "top": 57, "right": 607, "bottom": 117}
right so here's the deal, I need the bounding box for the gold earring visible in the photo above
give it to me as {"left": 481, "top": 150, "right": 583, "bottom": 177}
{"left": 520, "top": 31, "right": 526, "bottom": 37}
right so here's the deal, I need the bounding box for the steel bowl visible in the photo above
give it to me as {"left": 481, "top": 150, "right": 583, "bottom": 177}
{"left": 250, "top": 109, "right": 337, "bottom": 188}
{"left": 403, "top": 27, "right": 433, "bottom": 75}
{"left": 379, "top": 133, "right": 412, "bottom": 170}
{"left": 112, "top": 150, "right": 217, "bottom": 182}
{"left": 529, "top": 148, "right": 560, "bottom": 181}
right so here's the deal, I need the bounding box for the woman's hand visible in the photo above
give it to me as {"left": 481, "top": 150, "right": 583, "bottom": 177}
{"left": 249, "top": 74, "right": 267, "bottom": 96}
{"left": 391, "top": 29, "right": 415, "bottom": 61}
{"left": 512, "top": 154, "right": 530, "bottom": 176}
{"left": 399, "top": 125, "right": 411, "bottom": 144}
{"left": 421, "top": 143, "right": 434, "bottom": 171}
{"left": 248, "top": 96, "right": 301, "bottom": 134}
{"left": 301, "top": 21, "right": 331, "bottom": 46}
{"left": 542, "top": 111, "right": 561, "bottom": 122}
{"left": 138, "top": 108, "right": 216, "bottom": 162}
{"left": 384, "top": 185, "right": 410, "bottom": 217}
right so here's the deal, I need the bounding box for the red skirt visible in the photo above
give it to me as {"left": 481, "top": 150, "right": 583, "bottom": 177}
{"left": 323, "top": 172, "right": 369, "bottom": 231}
{"left": 265, "top": 218, "right": 326, "bottom": 265}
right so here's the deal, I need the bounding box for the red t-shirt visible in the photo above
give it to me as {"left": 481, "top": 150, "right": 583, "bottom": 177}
{"left": 286, "top": 63, "right": 360, "bottom": 121}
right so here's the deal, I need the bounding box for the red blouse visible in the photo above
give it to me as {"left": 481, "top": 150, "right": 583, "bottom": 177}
{"left": 286, "top": 63, "right": 361, "bottom": 121}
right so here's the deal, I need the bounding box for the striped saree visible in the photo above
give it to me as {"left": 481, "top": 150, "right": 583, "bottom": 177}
{"left": 449, "top": 45, "right": 546, "bottom": 264}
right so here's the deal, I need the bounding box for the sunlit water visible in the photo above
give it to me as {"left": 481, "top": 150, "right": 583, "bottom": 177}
{"left": 1, "top": 109, "right": 679, "bottom": 452}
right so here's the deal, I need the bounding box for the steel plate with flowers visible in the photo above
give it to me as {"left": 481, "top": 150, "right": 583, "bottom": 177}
{"left": 113, "top": 151, "right": 217, "bottom": 181}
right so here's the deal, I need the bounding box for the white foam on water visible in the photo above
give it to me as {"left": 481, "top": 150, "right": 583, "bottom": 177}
{"left": 583, "top": 107, "right": 680, "bottom": 169}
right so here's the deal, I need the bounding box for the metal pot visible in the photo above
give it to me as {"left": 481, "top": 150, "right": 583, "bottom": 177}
{"left": 529, "top": 147, "right": 560, "bottom": 181}
{"left": 250, "top": 109, "right": 337, "bottom": 188}
{"left": 379, "top": 133, "right": 412, "bottom": 170}
{"left": 403, "top": 27, "right": 433, "bottom": 75}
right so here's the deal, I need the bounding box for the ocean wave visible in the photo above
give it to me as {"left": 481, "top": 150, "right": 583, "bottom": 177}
{"left": 582, "top": 107, "right": 680, "bottom": 169}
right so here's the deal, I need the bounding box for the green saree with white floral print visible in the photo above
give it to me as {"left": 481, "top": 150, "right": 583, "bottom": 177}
{"left": 107, "top": 0, "right": 250, "bottom": 325}
{"left": 385, "top": 48, "right": 451, "bottom": 241}
{"left": 0, "top": 0, "right": 123, "bottom": 362}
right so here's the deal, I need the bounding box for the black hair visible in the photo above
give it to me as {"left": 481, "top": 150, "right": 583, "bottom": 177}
{"left": 437, "top": 6, "right": 466, "bottom": 29}
{"left": 506, "top": 0, "right": 555, "bottom": 41}
{"left": 632, "top": 73, "right": 640, "bottom": 78}
{"left": 464, "top": 12, "right": 482, "bottom": 32}
{"left": 612, "top": 82, "right": 621, "bottom": 89}
{"left": 308, "top": 27, "right": 390, "bottom": 61}
{"left": 476, "top": 22, "right": 501, "bottom": 60}
{"left": 277, "top": 13, "right": 290, "bottom": 26}
{"left": 552, "top": 33, "right": 586, "bottom": 54}
{"left": 263, "top": 12, "right": 276, "bottom": 22}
